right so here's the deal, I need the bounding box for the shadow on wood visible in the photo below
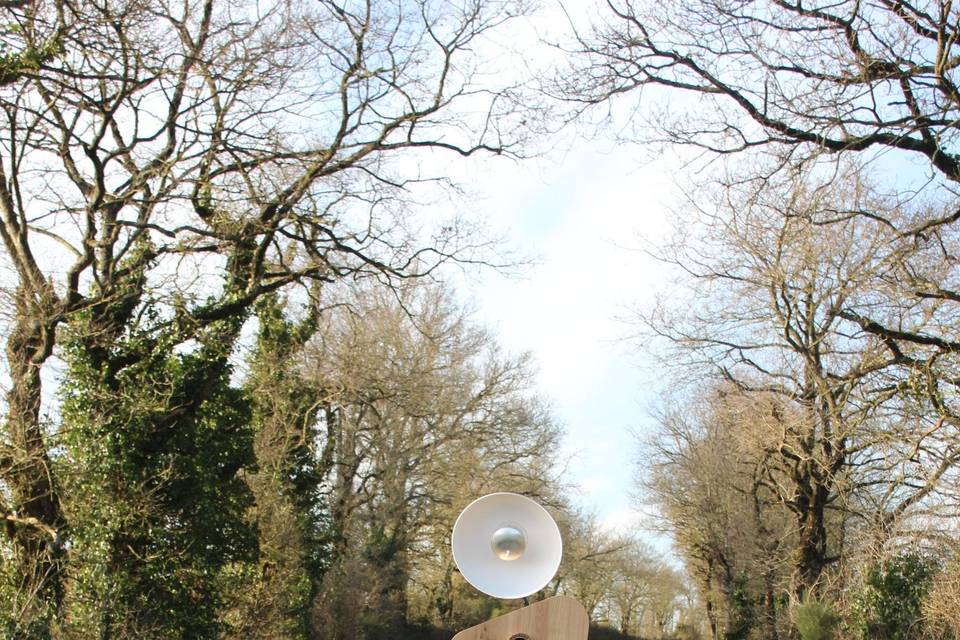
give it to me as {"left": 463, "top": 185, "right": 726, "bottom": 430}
{"left": 452, "top": 596, "right": 589, "bottom": 640}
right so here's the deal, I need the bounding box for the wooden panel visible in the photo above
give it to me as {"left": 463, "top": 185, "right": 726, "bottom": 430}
{"left": 452, "top": 596, "right": 589, "bottom": 640}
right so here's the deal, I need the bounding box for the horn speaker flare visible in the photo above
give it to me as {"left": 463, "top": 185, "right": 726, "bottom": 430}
{"left": 451, "top": 492, "right": 562, "bottom": 599}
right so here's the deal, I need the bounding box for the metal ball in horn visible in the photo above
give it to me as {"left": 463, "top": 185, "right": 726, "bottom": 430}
{"left": 451, "top": 492, "right": 563, "bottom": 600}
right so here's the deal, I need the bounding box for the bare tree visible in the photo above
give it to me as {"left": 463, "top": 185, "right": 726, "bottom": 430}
{"left": 561, "top": 3, "right": 960, "bottom": 626}
{"left": 546, "top": 508, "right": 630, "bottom": 623}
{"left": 638, "top": 166, "right": 960, "bottom": 605}
{"left": 606, "top": 540, "right": 658, "bottom": 636}
{"left": 645, "top": 389, "right": 797, "bottom": 639}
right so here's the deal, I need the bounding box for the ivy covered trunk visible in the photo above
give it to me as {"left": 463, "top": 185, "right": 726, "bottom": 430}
{"left": 218, "top": 294, "right": 330, "bottom": 640}
{"left": 57, "top": 250, "right": 258, "bottom": 638}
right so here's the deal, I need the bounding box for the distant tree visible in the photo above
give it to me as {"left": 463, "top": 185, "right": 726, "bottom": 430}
{"left": 553, "top": 509, "right": 632, "bottom": 622}
{"left": 300, "top": 280, "right": 559, "bottom": 640}
{"left": 546, "top": 509, "right": 688, "bottom": 639}
{"left": 643, "top": 563, "right": 685, "bottom": 638}
{"left": 608, "top": 541, "right": 658, "bottom": 635}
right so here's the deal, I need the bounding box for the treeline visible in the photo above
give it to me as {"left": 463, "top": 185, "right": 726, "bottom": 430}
{"left": 8, "top": 251, "right": 693, "bottom": 639}
{"left": 565, "top": 0, "right": 960, "bottom": 638}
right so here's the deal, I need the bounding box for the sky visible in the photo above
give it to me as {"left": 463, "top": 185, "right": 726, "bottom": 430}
{"left": 450, "top": 138, "right": 680, "bottom": 535}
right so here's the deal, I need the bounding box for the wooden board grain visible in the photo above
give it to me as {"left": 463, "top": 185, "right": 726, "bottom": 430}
{"left": 451, "top": 596, "right": 589, "bottom": 640}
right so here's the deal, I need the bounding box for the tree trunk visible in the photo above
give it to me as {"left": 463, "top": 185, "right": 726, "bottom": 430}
{"left": 620, "top": 607, "right": 633, "bottom": 635}
{"left": 792, "top": 475, "right": 829, "bottom": 599}
{"left": 700, "top": 559, "right": 720, "bottom": 640}
{"left": 763, "top": 571, "right": 779, "bottom": 640}
{"left": 3, "top": 290, "right": 64, "bottom": 628}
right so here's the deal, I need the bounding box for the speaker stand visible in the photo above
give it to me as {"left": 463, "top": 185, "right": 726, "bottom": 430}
{"left": 452, "top": 596, "right": 589, "bottom": 640}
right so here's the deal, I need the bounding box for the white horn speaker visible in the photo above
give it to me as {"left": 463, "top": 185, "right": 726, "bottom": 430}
{"left": 451, "top": 492, "right": 562, "bottom": 599}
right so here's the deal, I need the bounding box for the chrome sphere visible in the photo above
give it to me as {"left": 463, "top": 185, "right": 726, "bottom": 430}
{"left": 490, "top": 525, "right": 526, "bottom": 561}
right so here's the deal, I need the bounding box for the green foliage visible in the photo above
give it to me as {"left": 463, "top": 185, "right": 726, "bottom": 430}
{"left": 0, "top": 558, "right": 57, "bottom": 640}
{"left": 217, "top": 294, "right": 331, "bottom": 639}
{"left": 58, "top": 290, "right": 256, "bottom": 638}
{"left": 793, "top": 598, "right": 839, "bottom": 640}
{"left": 724, "top": 572, "right": 755, "bottom": 640}
{"left": 847, "top": 552, "right": 938, "bottom": 640}
{"left": 0, "top": 16, "right": 65, "bottom": 85}
{"left": 0, "top": 35, "right": 64, "bottom": 85}
{"left": 248, "top": 294, "right": 330, "bottom": 583}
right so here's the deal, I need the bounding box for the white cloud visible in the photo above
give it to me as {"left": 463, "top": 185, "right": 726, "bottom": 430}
{"left": 600, "top": 507, "right": 644, "bottom": 534}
